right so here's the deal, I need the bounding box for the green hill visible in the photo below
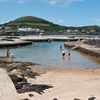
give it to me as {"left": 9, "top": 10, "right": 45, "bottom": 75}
{"left": 2, "top": 16, "right": 100, "bottom": 35}
{"left": 5, "top": 16, "right": 64, "bottom": 34}
{"left": 7, "top": 16, "right": 51, "bottom": 26}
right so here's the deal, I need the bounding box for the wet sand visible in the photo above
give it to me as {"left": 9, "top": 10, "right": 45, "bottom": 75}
{"left": 18, "top": 67, "right": 100, "bottom": 100}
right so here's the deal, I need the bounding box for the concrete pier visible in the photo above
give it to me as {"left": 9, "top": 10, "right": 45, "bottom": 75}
{"left": 64, "top": 40, "right": 100, "bottom": 57}
{"left": 0, "top": 36, "right": 84, "bottom": 47}
{"left": 0, "top": 39, "right": 32, "bottom": 47}
{"left": 20, "top": 36, "right": 83, "bottom": 42}
{"left": 78, "top": 44, "right": 100, "bottom": 57}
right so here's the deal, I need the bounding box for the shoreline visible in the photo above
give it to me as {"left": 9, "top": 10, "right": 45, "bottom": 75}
{"left": 19, "top": 66, "right": 100, "bottom": 100}
{"left": 0, "top": 57, "right": 100, "bottom": 100}
{"left": 0, "top": 56, "right": 100, "bottom": 72}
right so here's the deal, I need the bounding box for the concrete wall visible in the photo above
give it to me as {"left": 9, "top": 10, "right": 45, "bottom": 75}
{"left": 0, "top": 68, "right": 18, "bottom": 100}
{"left": 78, "top": 46, "right": 100, "bottom": 57}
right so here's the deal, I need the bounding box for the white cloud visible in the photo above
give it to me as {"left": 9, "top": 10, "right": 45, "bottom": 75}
{"left": 47, "top": 0, "right": 60, "bottom": 5}
{"left": 17, "top": 0, "right": 24, "bottom": 4}
{"left": 94, "top": 18, "right": 100, "bottom": 22}
{"left": 0, "top": 0, "right": 29, "bottom": 4}
{"left": 16, "top": 0, "right": 31, "bottom": 4}
{"left": 0, "top": 0, "right": 8, "bottom": 2}
{"left": 58, "top": 20, "right": 63, "bottom": 23}
{"left": 0, "top": 0, "right": 85, "bottom": 5}
{"left": 44, "top": 0, "right": 85, "bottom": 6}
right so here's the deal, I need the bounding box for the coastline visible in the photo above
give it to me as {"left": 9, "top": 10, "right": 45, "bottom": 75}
{"left": 0, "top": 57, "right": 100, "bottom": 100}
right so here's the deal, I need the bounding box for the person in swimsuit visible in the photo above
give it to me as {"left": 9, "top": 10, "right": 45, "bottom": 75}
{"left": 62, "top": 49, "right": 65, "bottom": 57}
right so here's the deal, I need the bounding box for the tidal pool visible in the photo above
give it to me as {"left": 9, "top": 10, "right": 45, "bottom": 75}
{"left": 0, "top": 41, "right": 100, "bottom": 68}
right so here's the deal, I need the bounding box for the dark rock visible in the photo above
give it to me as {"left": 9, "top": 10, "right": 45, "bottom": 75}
{"left": 20, "top": 98, "right": 29, "bottom": 100}
{"left": 16, "top": 82, "right": 30, "bottom": 90}
{"left": 29, "top": 84, "right": 53, "bottom": 94}
{"left": 53, "top": 98, "right": 58, "bottom": 100}
{"left": 17, "top": 83, "right": 53, "bottom": 94}
{"left": 88, "top": 96, "right": 96, "bottom": 100}
{"left": 9, "top": 74, "right": 27, "bottom": 86}
{"left": 29, "top": 94, "right": 34, "bottom": 97}
{"left": 0, "top": 60, "right": 39, "bottom": 78}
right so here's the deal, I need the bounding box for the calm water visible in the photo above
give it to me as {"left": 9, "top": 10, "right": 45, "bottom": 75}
{"left": 0, "top": 41, "right": 100, "bottom": 68}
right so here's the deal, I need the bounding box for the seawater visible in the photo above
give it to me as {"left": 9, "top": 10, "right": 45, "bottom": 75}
{"left": 0, "top": 41, "right": 100, "bottom": 68}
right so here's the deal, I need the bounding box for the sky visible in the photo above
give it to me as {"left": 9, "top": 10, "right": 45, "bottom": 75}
{"left": 0, "top": 0, "right": 100, "bottom": 26}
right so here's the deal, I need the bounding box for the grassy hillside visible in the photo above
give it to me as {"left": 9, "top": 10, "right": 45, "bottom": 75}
{"left": 2, "top": 16, "right": 100, "bottom": 35}
{"left": 5, "top": 16, "right": 64, "bottom": 34}
{"left": 7, "top": 16, "right": 51, "bottom": 26}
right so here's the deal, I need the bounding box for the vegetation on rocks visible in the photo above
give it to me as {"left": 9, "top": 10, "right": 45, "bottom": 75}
{"left": 0, "top": 60, "right": 39, "bottom": 78}
{"left": 9, "top": 74, "right": 53, "bottom": 94}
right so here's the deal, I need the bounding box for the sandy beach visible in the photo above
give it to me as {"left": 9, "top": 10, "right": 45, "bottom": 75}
{"left": 18, "top": 67, "right": 100, "bottom": 100}
{"left": 0, "top": 54, "right": 100, "bottom": 100}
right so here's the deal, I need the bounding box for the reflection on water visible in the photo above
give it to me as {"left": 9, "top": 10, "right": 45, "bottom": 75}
{"left": 68, "top": 54, "right": 71, "bottom": 64}
{"left": 0, "top": 41, "right": 100, "bottom": 68}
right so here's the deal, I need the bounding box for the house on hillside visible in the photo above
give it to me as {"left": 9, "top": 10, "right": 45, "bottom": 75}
{"left": 17, "top": 27, "right": 45, "bottom": 33}
{"left": 66, "top": 29, "right": 73, "bottom": 33}
{"left": 90, "top": 29, "right": 96, "bottom": 33}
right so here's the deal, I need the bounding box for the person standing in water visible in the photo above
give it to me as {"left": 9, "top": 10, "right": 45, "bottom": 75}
{"left": 68, "top": 48, "right": 71, "bottom": 64}
{"left": 62, "top": 48, "right": 66, "bottom": 60}
{"left": 7, "top": 49, "right": 10, "bottom": 58}
{"left": 68, "top": 48, "right": 70, "bottom": 56}
{"left": 7, "top": 49, "right": 14, "bottom": 61}
{"left": 60, "top": 45, "right": 62, "bottom": 51}
{"left": 10, "top": 52, "right": 13, "bottom": 59}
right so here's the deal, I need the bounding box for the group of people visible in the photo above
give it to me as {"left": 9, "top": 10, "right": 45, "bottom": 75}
{"left": 60, "top": 45, "right": 71, "bottom": 62}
